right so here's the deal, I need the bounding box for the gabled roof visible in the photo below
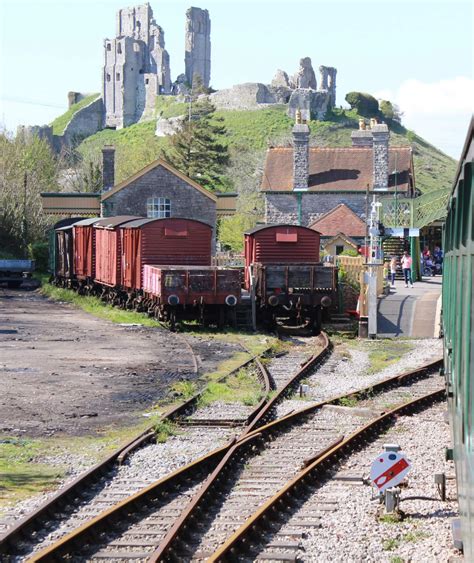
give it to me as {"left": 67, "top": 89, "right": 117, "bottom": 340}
{"left": 309, "top": 204, "right": 367, "bottom": 237}
{"left": 101, "top": 158, "right": 217, "bottom": 202}
{"left": 261, "top": 147, "right": 413, "bottom": 192}
{"left": 322, "top": 233, "right": 359, "bottom": 247}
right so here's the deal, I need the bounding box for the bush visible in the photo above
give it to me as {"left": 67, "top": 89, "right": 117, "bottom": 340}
{"left": 379, "top": 100, "right": 394, "bottom": 121}
{"left": 28, "top": 242, "right": 49, "bottom": 272}
{"left": 340, "top": 248, "right": 359, "bottom": 257}
{"left": 345, "top": 92, "right": 379, "bottom": 117}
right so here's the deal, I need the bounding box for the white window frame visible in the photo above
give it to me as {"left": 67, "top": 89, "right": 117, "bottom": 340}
{"left": 147, "top": 197, "right": 171, "bottom": 218}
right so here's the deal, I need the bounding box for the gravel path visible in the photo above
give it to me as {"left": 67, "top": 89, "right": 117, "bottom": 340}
{"left": 293, "top": 402, "right": 460, "bottom": 562}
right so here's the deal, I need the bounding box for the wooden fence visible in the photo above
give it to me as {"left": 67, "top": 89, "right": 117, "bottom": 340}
{"left": 335, "top": 256, "right": 385, "bottom": 316}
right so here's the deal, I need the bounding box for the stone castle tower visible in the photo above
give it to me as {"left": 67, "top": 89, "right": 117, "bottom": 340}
{"left": 103, "top": 4, "right": 171, "bottom": 128}
{"left": 103, "top": 4, "right": 212, "bottom": 129}
{"left": 185, "top": 7, "right": 211, "bottom": 88}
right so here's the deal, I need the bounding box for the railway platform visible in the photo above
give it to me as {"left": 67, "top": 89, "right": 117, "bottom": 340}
{"left": 377, "top": 277, "right": 442, "bottom": 338}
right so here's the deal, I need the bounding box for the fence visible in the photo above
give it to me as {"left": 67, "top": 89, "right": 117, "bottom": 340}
{"left": 212, "top": 252, "right": 244, "bottom": 268}
{"left": 335, "top": 255, "right": 385, "bottom": 316}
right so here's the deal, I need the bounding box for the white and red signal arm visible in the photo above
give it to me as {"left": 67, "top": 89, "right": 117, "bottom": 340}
{"left": 370, "top": 451, "right": 412, "bottom": 493}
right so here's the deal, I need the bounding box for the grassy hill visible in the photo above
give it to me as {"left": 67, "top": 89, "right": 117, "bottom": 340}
{"left": 51, "top": 93, "right": 100, "bottom": 135}
{"left": 74, "top": 99, "right": 456, "bottom": 193}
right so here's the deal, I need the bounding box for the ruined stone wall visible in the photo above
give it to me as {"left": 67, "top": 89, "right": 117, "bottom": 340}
{"left": 62, "top": 96, "right": 103, "bottom": 145}
{"left": 265, "top": 192, "right": 368, "bottom": 226}
{"left": 185, "top": 7, "right": 211, "bottom": 87}
{"left": 210, "top": 83, "right": 275, "bottom": 110}
{"left": 103, "top": 165, "right": 217, "bottom": 251}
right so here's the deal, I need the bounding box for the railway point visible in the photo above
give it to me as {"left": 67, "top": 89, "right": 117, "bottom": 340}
{"left": 0, "top": 2, "right": 472, "bottom": 562}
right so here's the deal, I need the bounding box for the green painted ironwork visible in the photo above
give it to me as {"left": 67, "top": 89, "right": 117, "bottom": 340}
{"left": 381, "top": 187, "right": 451, "bottom": 228}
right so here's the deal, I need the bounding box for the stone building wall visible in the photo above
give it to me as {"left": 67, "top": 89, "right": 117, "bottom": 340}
{"left": 102, "top": 165, "right": 217, "bottom": 251}
{"left": 265, "top": 192, "right": 368, "bottom": 226}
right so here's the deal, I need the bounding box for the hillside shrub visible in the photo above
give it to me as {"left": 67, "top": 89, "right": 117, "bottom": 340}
{"left": 345, "top": 92, "right": 379, "bottom": 117}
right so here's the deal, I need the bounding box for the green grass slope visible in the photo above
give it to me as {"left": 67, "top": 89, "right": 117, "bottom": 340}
{"left": 73, "top": 99, "right": 456, "bottom": 192}
{"left": 51, "top": 93, "right": 100, "bottom": 136}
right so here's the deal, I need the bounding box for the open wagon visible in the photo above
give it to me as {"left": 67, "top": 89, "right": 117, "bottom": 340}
{"left": 143, "top": 265, "right": 241, "bottom": 328}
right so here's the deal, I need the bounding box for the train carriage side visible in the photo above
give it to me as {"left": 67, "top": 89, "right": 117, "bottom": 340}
{"left": 73, "top": 217, "right": 100, "bottom": 290}
{"left": 443, "top": 117, "right": 473, "bottom": 559}
{"left": 93, "top": 216, "right": 139, "bottom": 292}
{"left": 120, "top": 218, "right": 212, "bottom": 291}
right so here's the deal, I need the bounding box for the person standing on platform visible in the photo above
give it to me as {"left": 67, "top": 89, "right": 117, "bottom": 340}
{"left": 401, "top": 251, "right": 413, "bottom": 288}
{"left": 390, "top": 256, "right": 398, "bottom": 287}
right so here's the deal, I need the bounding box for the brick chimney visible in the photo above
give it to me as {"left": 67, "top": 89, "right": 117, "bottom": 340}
{"left": 101, "top": 145, "right": 115, "bottom": 192}
{"left": 292, "top": 109, "right": 310, "bottom": 190}
{"left": 351, "top": 118, "right": 373, "bottom": 148}
{"left": 372, "top": 124, "right": 390, "bottom": 191}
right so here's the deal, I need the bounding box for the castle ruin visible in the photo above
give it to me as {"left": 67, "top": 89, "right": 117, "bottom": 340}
{"left": 103, "top": 4, "right": 172, "bottom": 128}
{"left": 103, "top": 3, "right": 211, "bottom": 129}
{"left": 185, "top": 7, "right": 211, "bottom": 88}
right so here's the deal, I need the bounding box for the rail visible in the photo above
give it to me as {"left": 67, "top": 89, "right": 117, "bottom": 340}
{"left": 0, "top": 341, "right": 270, "bottom": 555}
{"left": 150, "top": 357, "right": 442, "bottom": 560}
{"left": 210, "top": 387, "right": 445, "bottom": 561}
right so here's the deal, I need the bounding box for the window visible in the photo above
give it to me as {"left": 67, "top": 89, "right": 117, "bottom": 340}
{"left": 145, "top": 78, "right": 149, "bottom": 85}
{"left": 147, "top": 197, "right": 171, "bottom": 218}
{"left": 106, "top": 73, "right": 111, "bottom": 82}
{"left": 335, "top": 245, "right": 344, "bottom": 255}
{"left": 107, "top": 43, "right": 111, "bottom": 51}
{"left": 116, "top": 72, "right": 121, "bottom": 81}
{"left": 117, "top": 42, "right": 122, "bottom": 54}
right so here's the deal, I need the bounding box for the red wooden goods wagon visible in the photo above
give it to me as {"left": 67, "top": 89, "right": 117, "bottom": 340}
{"left": 244, "top": 224, "right": 321, "bottom": 289}
{"left": 54, "top": 223, "right": 77, "bottom": 278}
{"left": 120, "top": 218, "right": 213, "bottom": 290}
{"left": 93, "top": 216, "right": 139, "bottom": 287}
{"left": 73, "top": 218, "right": 100, "bottom": 281}
{"left": 143, "top": 265, "right": 241, "bottom": 307}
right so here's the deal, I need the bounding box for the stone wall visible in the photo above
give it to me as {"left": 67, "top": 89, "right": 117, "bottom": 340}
{"left": 265, "top": 192, "right": 368, "bottom": 226}
{"left": 210, "top": 83, "right": 276, "bottom": 110}
{"left": 62, "top": 96, "right": 103, "bottom": 145}
{"left": 103, "top": 164, "right": 217, "bottom": 251}
{"left": 185, "top": 7, "right": 211, "bottom": 88}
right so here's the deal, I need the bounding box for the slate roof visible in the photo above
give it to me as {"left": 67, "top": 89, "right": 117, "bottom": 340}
{"left": 309, "top": 204, "right": 367, "bottom": 237}
{"left": 261, "top": 147, "right": 413, "bottom": 192}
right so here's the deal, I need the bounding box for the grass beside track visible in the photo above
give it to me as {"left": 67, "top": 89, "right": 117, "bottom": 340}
{"left": 0, "top": 281, "right": 279, "bottom": 513}
{"left": 0, "top": 423, "right": 152, "bottom": 516}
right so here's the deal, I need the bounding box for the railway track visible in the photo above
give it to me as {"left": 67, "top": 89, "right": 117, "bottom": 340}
{"left": 1, "top": 336, "right": 329, "bottom": 561}
{"left": 149, "top": 358, "right": 443, "bottom": 562}
{"left": 19, "top": 351, "right": 442, "bottom": 561}
{"left": 0, "top": 335, "right": 328, "bottom": 561}
{"left": 0, "top": 335, "right": 267, "bottom": 560}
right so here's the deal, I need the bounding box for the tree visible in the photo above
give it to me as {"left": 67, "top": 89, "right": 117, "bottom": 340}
{"left": 379, "top": 100, "right": 403, "bottom": 124}
{"left": 164, "top": 98, "right": 229, "bottom": 192}
{"left": 0, "top": 132, "right": 60, "bottom": 255}
{"left": 217, "top": 147, "right": 266, "bottom": 252}
{"left": 345, "top": 92, "right": 379, "bottom": 117}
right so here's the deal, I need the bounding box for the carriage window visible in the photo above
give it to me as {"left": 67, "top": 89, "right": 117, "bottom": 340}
{"left": 147, "top": 197, "right": 171, "bottom": 218}
{"left": 276, "top": 232, "right": 298, "bottom": 243}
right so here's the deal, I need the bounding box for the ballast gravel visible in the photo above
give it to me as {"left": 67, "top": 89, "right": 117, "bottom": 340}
{"left": 277, "top": 338, "right": 442, "bottom": 417}
{"left": 294, "top": 402, "right": 460, "bottom": 562}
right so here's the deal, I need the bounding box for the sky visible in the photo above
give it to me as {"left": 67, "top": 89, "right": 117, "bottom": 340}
{"left": 0, "top": 0, "right": 472, "bottom": 158}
